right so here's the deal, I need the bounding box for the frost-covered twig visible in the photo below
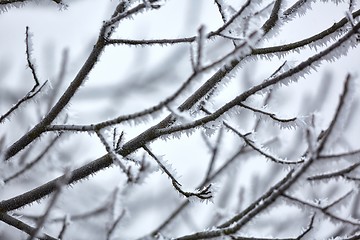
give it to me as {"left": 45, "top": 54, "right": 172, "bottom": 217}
{"left": 224, "top": 122, "right": 303, "bottom": 165}
{"left": 106, "top": 36, "right": 196, "bottom": 46}
{"left": 106, "top": 209, "right": 125, "bottom": 240}
{"left": 239, "top": 102, "right": 297, "bottom": 124}
{"left": 28, "top": 170, "right": 72, "bottom": 240}
{"left": 318, "top": 149, "right": 360, "bottom": 160}
{"left": 0, "top": 27, "right": 47, "bottom": 124}
{"left": 194, "top": 25, "right": 206, "bottom": 72}
{"left": 25, "top": 26, "right": 40, "bottom": 90}
{"left": 307, "top": 162, "right": 360, "bottom": 181}
{"left": 282, "top": 0, "right": 312, "bottom": 19}
{"left": 103, "top": 0, "right": 161, "bottom": 28}
{"left": 211, "top": 0, "right": 252, "bottom": 37}
{"left": 261, "top": 0, "right": 283, "bottom": 36}
{"left": 0, "top": 213, "right": 57, "bottom": 240}
{"left": 143, "top": 145, "right": 212, "bottom": 200}
{"left": 317, "top": 74, "right": 354, "bottom": 154}
{"left": 297, "top": 214, "right": 316, "bottom": 240}
{"left": 113, "top": 128, "right": 124, "bottom": 151}
{"left": 0, "top": 81, "right": 47, "bottom": 124}
{"left": 4, "top": 134, "right": 62, "bottom": 183}
{"left": 254, "top": 9, "right": 360, "bottom": 56}
{"left": 214, "top": 0, "right": 230, "bottom": 24}
{"left": 96, "top": 130, "right": 129, "bottom": 179}
{"left": 282, "top": 191, "right": 360, "bottom": 227}
{"left": 204, "top": 127, "right": 224, "bottom": 181}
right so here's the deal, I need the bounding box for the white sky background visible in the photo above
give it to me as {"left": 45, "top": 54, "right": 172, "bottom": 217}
{"left": 1, "top": 0, "right": 360, "bottom": 239}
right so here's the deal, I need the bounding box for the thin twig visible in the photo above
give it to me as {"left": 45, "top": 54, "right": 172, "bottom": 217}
{"left": 282, "top": 191, "right": 360, "bottom": 227}
{"left": 204, "top": 127, "right": 224, "bottom": 181}
{"left": 317, "top": 74, "right": 352, "bottom": 154}
{"left": 239, "top": 102, "right": 297, "bottom": 123}
{"left": 224, "top": 122, "right": 303, "bottom": 165}
{"left": 4, "top": 134, "right": 62, "bottom": 183}
{"left": 106, "top": 210, "right": 125, "bottom": 240}
{"left": 27, "top": 170, "right": 72, "bottom": 240}
{"left": 96, "top": 130, "right": 129, "bottom": 179}
{"left": 0, "top": 213, "right": 57, "bottom": 240}
{"left": 307, "top": 162, "right": 360, "bottom": 181}
{"left": 143, "top": 145, "right": 212, "bottom": 200}
{"left": 0, "top": 27, "right": 47, "bottom": 123}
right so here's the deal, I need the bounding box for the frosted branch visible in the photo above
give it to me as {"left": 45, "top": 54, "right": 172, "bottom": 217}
{"left": 239, "top": 102, "right": 297, "bottom": 125}
{"left": 318, "top": 149, "right": 360, "bottom": 160}
{"left": 194, "top": 25, "right": 206, "bottom": 72}
{"left": 104, "top": 0, "right": 162, "bottom": 28}
{"left": 106, "top": 36, "right": 195, "bottom": 46}
{"left": 25, "top": 26, "right": 39, "bottom": 90}
{"left": 204, "top": 127, "right": 224, "bottom": 181}
{"left": 261, "top": 0, "right": 283, "bottom": 35}
{"left": 0, "top": 27, "right": 48, "bottom": 124}
{"left": 96, "top": 130, "right": 130, "bottom": 180}
{"left": 224, "top": 122, "right": 303, "bottom": 165}
{"left": 307, "top": 162, "right": 360, "bottom": 181}
{"left": 143, "top": 145, "right": 212, "bottom": 200}
{"left": 211, "top": 0, "right": 252, "bottom": 36}
{"left": 0, "top": 213, "right": 57, "bottom": 240}
{"left": 282, "top": 191, "right": 360, "bottom": 227}
{"left": 3, "top": 134, "right": 62, "bottom": 183}
{"left": 253, "top": 9, "right": 360, "bottom": 56}
{"left": 317, "top": 75, "right": 355, "bottom": 154}
{"left": 28, "top": 170, "right": 72, "bottom": 240}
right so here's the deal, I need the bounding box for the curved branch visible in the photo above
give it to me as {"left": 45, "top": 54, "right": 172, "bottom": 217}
{"left": 4, "top": 1, "right": 161, "bottom": 160}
